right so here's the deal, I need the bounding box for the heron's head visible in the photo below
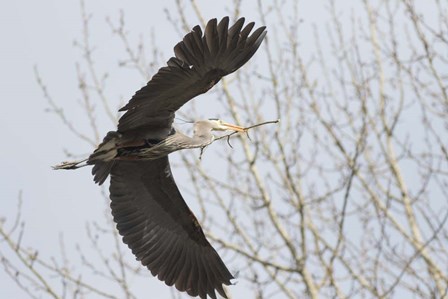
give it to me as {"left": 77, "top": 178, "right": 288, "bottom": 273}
{"left": 207, "top": 119, "right": 245, "bottom": 132}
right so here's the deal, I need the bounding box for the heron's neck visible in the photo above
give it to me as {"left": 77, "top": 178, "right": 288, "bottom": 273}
{"left": 189, "top": 132, "right": 214, "bottom": 148}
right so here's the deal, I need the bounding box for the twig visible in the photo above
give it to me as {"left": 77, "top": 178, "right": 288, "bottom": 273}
{"left": 0, "top": 228, "right": 60, "bottom": 299}
{"left": 213, "top": 119, "right": 280, "bottom": 143}
{"left": 199, "top": 119, "right": 279, "bottom": 159}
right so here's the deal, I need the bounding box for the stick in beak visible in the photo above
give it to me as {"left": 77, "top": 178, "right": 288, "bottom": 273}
{"left": 221, "top": 122, "right": 246, "bottom": 132}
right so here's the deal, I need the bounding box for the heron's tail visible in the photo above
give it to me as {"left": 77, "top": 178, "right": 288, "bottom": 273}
{"left": 88, "top": 131, "right": 121, "bottom": 185}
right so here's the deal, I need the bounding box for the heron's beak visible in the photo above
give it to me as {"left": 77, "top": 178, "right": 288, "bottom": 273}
{"left": 221, "top": 122, "right": 246, "bottom": 132}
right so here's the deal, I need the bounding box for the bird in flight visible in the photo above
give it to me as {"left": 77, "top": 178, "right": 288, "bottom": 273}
{"left": 63, "top": 16, "right": 266, "bottom": 298}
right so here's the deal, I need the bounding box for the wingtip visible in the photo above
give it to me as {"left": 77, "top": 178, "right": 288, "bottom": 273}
{"left": 192, "top": 24, "right": 202, "bottom": 35}
{"left": 235, "top": 16, "right": 245, "bottom": 24}
{"left": 206, "top": 18, "right": 218, "bottom": 28}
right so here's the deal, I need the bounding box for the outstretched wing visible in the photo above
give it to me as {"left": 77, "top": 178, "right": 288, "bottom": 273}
{"left": 109, "top": 158, "right": 233, "bottom": 299}
{"left": 117, "top": 16, "right": 267, "bottom": 133}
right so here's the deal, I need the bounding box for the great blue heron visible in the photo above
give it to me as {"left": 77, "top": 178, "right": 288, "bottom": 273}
{"left": 61, "top": 17, "right": 266, "bottom": 299}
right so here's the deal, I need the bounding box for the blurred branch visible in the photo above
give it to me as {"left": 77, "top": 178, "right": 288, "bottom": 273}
{"left": 7, "top": 0, "right": 448, "bottom": 298}
{"left": 34, "top": 66, "right": 96, "bottom": 147}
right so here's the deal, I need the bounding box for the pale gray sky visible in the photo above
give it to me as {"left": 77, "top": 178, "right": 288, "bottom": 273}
{"left": 2, "top": 1, "right": 443, "bottom": 298}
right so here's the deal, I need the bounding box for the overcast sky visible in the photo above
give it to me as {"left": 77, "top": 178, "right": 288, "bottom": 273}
{"left": 2, "top": 1, "right": 441, "bottom": 298}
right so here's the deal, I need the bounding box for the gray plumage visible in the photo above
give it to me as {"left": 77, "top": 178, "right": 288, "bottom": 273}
{"left": 86, "top": 16, "right": 266, "bottom": 299}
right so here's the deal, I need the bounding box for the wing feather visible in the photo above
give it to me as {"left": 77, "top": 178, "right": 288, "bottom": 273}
{"left": 217, "top": 17, "right": 229, "bottom": 55}
{"left": 196, "top": 252, "right": 208, "bottom": 299}
{"left": 109, "top": 158, "right": 233, "bottom": 298}
{"left": 238, "top": 21, "right": 255, "bottom": 47}
{"left": 198, "top": 250, "right": 217, "bottom": 299}
{"left": 227, "top": 17, "right": 245, "bottom": 49}
{"left": 117, "top": 16, "right": 266, "bottom": 133}
{"left": 205, "top": 18, "right": 219, "bottom": 58}
{"left": 157, "top": 238, "right": 183, "bottom": 283}
{"left": 181, "top": 36, "right": 201, "bottom": 66}
{"left": 147, "top": 235, "right": 176, "bottom": 274}
{"left": 191, "top": 26, "right": 205, "bottom": 57}
{"left": 175, "top": 246, "right": 192, "bottom": 292}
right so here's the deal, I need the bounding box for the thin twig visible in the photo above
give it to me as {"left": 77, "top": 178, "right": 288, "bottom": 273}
{"left": 199, "top": 119, "right": 279, "bottom": 159}
{"left": 213, "top": 119, "right": 280, "bottom": 143}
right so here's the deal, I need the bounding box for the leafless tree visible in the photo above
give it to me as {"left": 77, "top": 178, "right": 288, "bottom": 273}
{"left": 1, "top": 0, "right": 447, "bottom": 298}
